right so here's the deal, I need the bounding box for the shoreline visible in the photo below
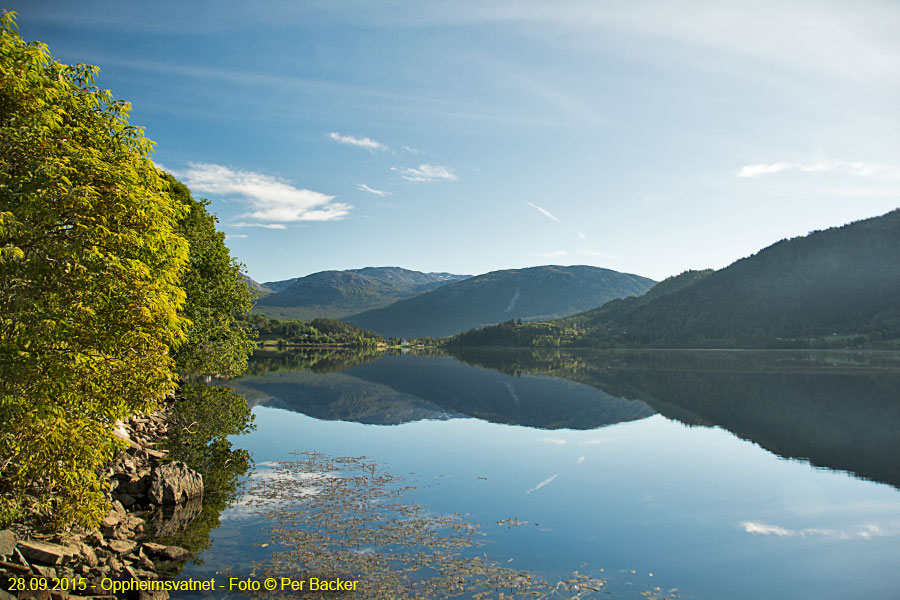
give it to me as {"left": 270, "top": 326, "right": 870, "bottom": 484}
{"left": 0, "top": 393, "right": 203, "bottom": 600}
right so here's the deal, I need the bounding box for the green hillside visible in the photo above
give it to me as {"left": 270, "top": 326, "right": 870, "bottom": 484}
{"left": 454, "top": 210, "right": 900, "bottom": 348}
{"left": 343, "top": 265, "right": 656, "bottom": 338}
{"left": 254, "top": 267, "right": 468, "bottom": 319}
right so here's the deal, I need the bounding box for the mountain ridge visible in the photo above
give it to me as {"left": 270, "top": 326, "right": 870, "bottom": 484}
{"left": 344, "top": 265, "right": 656, "bottom": 338}
{"left": 453, "top": 209, "right": 900, "bottom": 348}
{"left": 253, "top": 267, "right": 470, "bottom": 320}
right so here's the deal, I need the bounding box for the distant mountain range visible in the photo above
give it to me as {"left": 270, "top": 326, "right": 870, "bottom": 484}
{"left": 250, "top": 265, "right": 655, "bottom": 337}
{"left": 253, "top": 267, "right": 469, "bottom": 320}
{"left": 455, "top": 209, "right": 900, "bottom": 348}
{"left": 344, "top": 266, "right": 656, "bottom": 338}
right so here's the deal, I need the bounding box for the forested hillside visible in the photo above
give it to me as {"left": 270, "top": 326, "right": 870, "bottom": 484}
{"left": 454, "top": 210, "right": 900, "bottom": 348}
{"left": 254, "top": 267, "right": 468, "bottom": 319}
{"left": 344, "top": 265, "right": 655, "bottom": 338}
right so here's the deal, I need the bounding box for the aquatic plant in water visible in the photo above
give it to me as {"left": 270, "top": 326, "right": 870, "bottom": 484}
{"left": 242, "top": 452, "right": 620, "bottom": 599}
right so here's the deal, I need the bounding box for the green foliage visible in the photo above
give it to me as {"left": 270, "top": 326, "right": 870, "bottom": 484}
{"left": 154, "top": 385, "right": 255, "bottom": 555}
{"left": 0, "top": 13, "right": 188, "bottom": 527}
{"left": 246, "top": 313, "right": 384, "bottom": 347}
{"left": 164, "top": 172, "right": 255, "bottom": 378}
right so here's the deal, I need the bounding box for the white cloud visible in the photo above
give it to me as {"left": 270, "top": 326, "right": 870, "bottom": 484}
{"left": 526, "top": 201, "right": 560, "bottom": 222}
{"left": 356, "top": 183, "right": 389, "bottom": 196}
{"left": 391, "top": 163, "right": 458, "bottom": 183}
{"left": 232, "top": 222, "right": 288, "bottom": 229}
{"left": 226, "top": 233, "right": 248, "bottom": 239}
{"left": 402, "top": 145, "right": 422, "bottom": 155}
{"left": 538, "top": 437, "right": 567, "bottom": 445}
{"left": 526, "top": 474, "right": 559, "bottom": 494}
{"left": 576, "top": 230, "right": 587, "bottom": 240}
{"left": 535, "top": 250, "right": 568, "bottom": 258}
{"left": 328, "top": 132, "right": 388, "bottom": 151}
{"left": 737, "top": 162, "right": 793, "bottom": 178}
{"left": 575, "top": 456, "right": 586, "bottom": 465}
{"left": 742, "top": 521, "right": 795, "bottom": 536}
{"left": 740, "top": 521, "right": 900, "bottom": 540}
{"left": 738, "top": 160, "right": 900, "bottom": 179}
{"left": 179, "top": 162, "right": 350, "bottom": 225}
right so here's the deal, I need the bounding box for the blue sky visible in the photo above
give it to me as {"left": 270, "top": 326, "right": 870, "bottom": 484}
{"left": 9, "top": 1, "right": 900, "bottom": 283}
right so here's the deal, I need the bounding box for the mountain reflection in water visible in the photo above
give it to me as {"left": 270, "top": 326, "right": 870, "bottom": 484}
{"left": 230, "top": 347, "right": 900, "bottom": 490}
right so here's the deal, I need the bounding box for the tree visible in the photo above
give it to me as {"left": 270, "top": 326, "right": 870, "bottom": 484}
{"left": 0, "top": 12, "right": 188, "bottom": 526}
{"left": 163, "top": 172, "right": 255, "bottom": 378}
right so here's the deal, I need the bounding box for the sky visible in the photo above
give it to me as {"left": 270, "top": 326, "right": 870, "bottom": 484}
{"left": 8, "top": 1, "right": 900, "bottom": 283}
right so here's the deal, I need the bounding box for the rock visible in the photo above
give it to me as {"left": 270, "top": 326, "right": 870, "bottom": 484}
{"left": 144, "top": 448, "right": 167, "bottom": 460}
{"left": 0, "top": 587, "right": 14, "bottom": 600}
{"left": 107, "top": 540, "right": 136, "bottom": 555}
{"left": 100, "top": 503, "right": 125, "bottom": 529}
{"left": 33, "top": 564, "right": 57, "bottom": 579}
{"left": 15, "top": 589, "right": 51, "bottom": 600}
{"left": 137, "top": 591, "right": 169, "bottom": 600}
{"left": 141, "top": 543, "right": 165, "bottom": 555}
{"left": 107, "top": 556, "right": 121, "bottom": 573}
{"left": 159, "top": 546, "right": 190, "bottom": 561}
{"left": 0, "top": 529, "right": 17, "bottom": 557}
{"left": 140, "top": 543, "right": 190, "bottom": 562}
{"left": 17, "top": 540, "right": 74, "bottom": 566}
{"left": 148, "top": 462, "right": 202, "bottom": 505}
{"left": 137, "top": 552, "right": 155, "bottom": 570}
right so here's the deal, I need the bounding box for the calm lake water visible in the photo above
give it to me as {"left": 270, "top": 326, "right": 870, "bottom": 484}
{"left": 180, "top": 349, "right": 900, "bottom": 599}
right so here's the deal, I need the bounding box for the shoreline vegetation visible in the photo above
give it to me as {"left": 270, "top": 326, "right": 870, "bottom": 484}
{"left": 1, "top": 13, "right": 256, "bottom": 599}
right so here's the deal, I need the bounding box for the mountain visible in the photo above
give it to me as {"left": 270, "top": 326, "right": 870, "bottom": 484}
{"left": 253, "top": 267, "right": 469, "bottom": 320}
{"left": 454, "top": 209, "right": 900, "bottom": 348}
{"left": 242, "top": 274, "right": 274, "bottom": 297}
{"left": 343, "top": 265, "right": 656, "bottom": 338}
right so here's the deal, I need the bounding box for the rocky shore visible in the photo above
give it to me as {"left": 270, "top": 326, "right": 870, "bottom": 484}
{"left": 0, "top": 394, "right": 205, "bottom": 600}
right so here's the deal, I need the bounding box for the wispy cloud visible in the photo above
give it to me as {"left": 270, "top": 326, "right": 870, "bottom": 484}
{"left": 391, "top": 163, "right": 458, "bottom": 183}
{"left": 526, "top": 202, "right": 560, "bottom": 222}
{"left": 535, "top": 250, "right": 568, "bottom": 258}
{"left": 738, "top": 160, "right": 900, "bottom": 179}
{"left": 328, "top": 132, "right": 388, "bottom": 151}
{"left": 179, "top": 162, "right": 350, "bottom": 226}
{"left": 526, "top": 474, "right": 559, "bottom": 494}
{"left": 356, "top": 183, "right": 389, "bottom": 196}
{"left": 576, "top": 230, "right": 587, "bottom": 240}
{"left": 538, "top": 437, "right": 567, "bottom": 445}
{"left": 231, "top": 222, "right": 288, "bottom": 230}
{"left": 226, "top": 233, "right": 249, "bottom": 239}
{"left": 741, "top": 521, "right": 900, "bottom": 540}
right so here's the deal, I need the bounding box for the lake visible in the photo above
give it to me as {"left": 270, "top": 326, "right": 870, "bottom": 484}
{"left": 178, "top": 348, "right": 900, "bottom": 599}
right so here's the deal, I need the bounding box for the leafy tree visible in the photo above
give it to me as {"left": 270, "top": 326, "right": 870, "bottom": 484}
{"left": 164, "top": 172, "right": 255, "bottom": 378}
{"left": 0, "top": 13, "right": 188, "bottom": 526}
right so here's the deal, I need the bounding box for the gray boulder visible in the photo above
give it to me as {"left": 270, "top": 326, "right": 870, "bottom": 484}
{"left": 148, "top": 462, "right": 203, "bottom": 505}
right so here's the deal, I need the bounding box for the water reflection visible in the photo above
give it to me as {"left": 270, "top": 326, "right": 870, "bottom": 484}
{"left": 149, "top": 384, "right": 256, "bottom": 559}
{"left": 232, "top": 350, "right": 654, "bottom": 430}
{"left": 450, "top": 348, "right": 900, "bottom": 490}
{"left": 237, "top": 347, "right": 900, "bottom": 490}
